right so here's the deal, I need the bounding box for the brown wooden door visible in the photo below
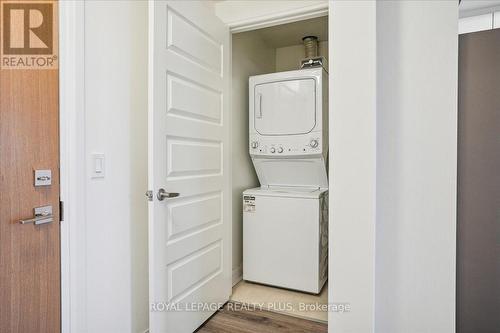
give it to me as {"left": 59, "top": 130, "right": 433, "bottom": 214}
{"left": 0, "top": 1, "right": 60, "bottom": 332}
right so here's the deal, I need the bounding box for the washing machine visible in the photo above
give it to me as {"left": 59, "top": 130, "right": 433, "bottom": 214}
{"left": 243, "top": 67, "right": 329, "bottom": 294}
{"left": 243, "top": 187, "right": 328, "bottom": 294}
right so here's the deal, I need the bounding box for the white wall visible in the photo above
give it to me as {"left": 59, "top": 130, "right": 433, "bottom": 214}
{"left": 329, "top": 1, "right": 458, "bottom": 333}
{"left": 275, "top": 41, "right": 328, "bottom": 72}
{"left": 375, "top": 1, "right": 457, "bottom": 333}
{"left": 329, "top": 1, "right": 377, "bottom": 332}
{"left": 231, "top": 31, "right": 275, "bottom": 284}
{"left": 76, "top": 2, "right": 459, "bottom": 332}
{"left": 84, "top": 1, "right": 148, "bottom": 332}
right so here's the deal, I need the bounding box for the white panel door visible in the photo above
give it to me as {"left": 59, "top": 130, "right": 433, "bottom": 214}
{"left": 148, "top": 1, "right": 231, "bottom": 332}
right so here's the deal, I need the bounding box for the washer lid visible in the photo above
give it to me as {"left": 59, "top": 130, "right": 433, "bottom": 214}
{"left": 243, "top": 186, "right": 328, "bottom": 199}
{"left": 252, "top": 156, "right": 328, "bottom": 188}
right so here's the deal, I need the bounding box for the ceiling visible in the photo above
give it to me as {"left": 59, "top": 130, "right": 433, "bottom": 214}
{"left": 251, "top": 16, "right": 328, "bottom": 48}
{"left": 460, "top": 0, "right": 500, "bottom": 13}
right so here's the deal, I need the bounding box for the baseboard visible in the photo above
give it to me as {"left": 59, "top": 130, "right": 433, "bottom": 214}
{"left": 232, "top": 265, "right": 243, "bottom": 286}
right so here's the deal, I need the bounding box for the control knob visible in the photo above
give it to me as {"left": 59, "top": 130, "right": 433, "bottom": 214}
{"left": 251, "top": 141, "right": 259, "bottom": 149}
{"left": 270, "top": 147, "right": 276, "bottom": 153}
{"left": 309, "top": 139, "right": 319, "bottom": 148}
{"left": 277, "top": 147, "right": 284, "bottom": 153}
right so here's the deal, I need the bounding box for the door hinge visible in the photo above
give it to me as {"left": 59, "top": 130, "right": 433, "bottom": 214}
{"left": 145, "top": 190, "right": 153, "bottom": 201}
{"left": 59, "top": 200, "right": 64, "bottom": 222}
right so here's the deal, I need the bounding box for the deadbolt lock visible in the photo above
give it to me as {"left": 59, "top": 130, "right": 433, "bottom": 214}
{"left": 34, "top": 169, "right": 52, "bottom": 186}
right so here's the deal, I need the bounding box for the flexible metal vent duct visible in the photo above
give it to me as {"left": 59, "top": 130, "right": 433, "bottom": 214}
{"left": 300, "top": 36, "right": 326, "bottom": 70}
{"left": 303, "top": 36, "right": 319, "bottom": 58}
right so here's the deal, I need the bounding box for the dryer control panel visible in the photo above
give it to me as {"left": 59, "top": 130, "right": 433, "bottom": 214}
{"left": 249, "top": 134, "right": 324, "bottom": 156}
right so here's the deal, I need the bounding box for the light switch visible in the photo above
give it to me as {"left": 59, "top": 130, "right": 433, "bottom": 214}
{"left": 91, "top": 153, "right": 105, "bottom": 178}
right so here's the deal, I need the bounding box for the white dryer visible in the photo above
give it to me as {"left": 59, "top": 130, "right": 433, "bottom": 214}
{"left": 248, "top": 67, "right": 328, "bottom": 188}
{"left": 243, "top": 67, "right": 329, "bottom": 294}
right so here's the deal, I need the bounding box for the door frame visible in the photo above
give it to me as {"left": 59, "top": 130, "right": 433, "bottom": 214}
{"left": 59, "top": 1, "right": 86, "bottom": 332}
{"left": 227, "top": 2, "right": 328, "bottom": 33}
{"left": 227, "top": 12, "right": 330, "bottom": 289}
{"left": 58, "top": 1, "right": 331, "bottom": 332}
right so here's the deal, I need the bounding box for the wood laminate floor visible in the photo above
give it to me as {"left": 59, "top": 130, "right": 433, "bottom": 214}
{"left": 231, "top": 280, "right": 328, "bottom": 322}
{"left": 196, "top": 302, "right": 328, "bottom": 333}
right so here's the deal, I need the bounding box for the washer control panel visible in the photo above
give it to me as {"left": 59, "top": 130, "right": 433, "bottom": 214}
{"left": 249, "top": 135, "right": 323, "bottom": 156}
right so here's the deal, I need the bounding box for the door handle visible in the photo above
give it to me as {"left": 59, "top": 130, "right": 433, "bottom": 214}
{"left": 256, "top": 93, "right": 263, "bottom": 119}
{"left": 157, "top": 188, "right": 179, "bottom": 201}
{"left": 20, "top": 205, "right": 53, "bottom": 225}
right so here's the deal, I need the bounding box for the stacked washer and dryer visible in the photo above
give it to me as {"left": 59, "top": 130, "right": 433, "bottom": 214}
{"left": 243, "top": 66, "right": 328, "bottom": 294}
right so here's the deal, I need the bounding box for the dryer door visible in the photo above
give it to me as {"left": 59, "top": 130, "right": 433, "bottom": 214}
{"left": 254, "top": 78, "right": 316, "bottom": 135}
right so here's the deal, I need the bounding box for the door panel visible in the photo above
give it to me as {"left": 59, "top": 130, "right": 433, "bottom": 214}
{"left": 149, "top": 1, "right": 231, "bottom": 332}
{"left": 167, "top": 73, "right": 222, "bottom": 124}
{"left": 167, "top": 137, "right": 222, "bottom": 177}
{"left": 167, "top": 8, "right": 223, "bottom": 75}
{"left": 254, "top": 79, "right": 316, "bottom": 135}
{"left": 0, "top": 5, "right": 60, "bottom": 333}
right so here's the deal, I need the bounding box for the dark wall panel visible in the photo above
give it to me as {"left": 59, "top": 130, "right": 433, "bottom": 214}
{"left": 457, "top": 28, "right": 500, "bottom": 333}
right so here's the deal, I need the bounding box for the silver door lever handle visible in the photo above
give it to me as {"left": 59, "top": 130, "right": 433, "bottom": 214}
{"left": 20, "top": 205, "right": 53, "bottom": 225}
{"left": 157, "top": 188, "right": 179, "bottom": 201}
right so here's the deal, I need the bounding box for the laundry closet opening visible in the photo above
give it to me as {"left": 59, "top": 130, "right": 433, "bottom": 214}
{"left": 229, "top": 15, "right": 329, "bottom": 323}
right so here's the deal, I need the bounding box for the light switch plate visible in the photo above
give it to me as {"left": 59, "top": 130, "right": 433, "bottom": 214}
{"left": 34, "top": 169, "right": 52, "bottom": 186}
{"left": 91, "top": 153, "right": 105, "bottom": 179}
